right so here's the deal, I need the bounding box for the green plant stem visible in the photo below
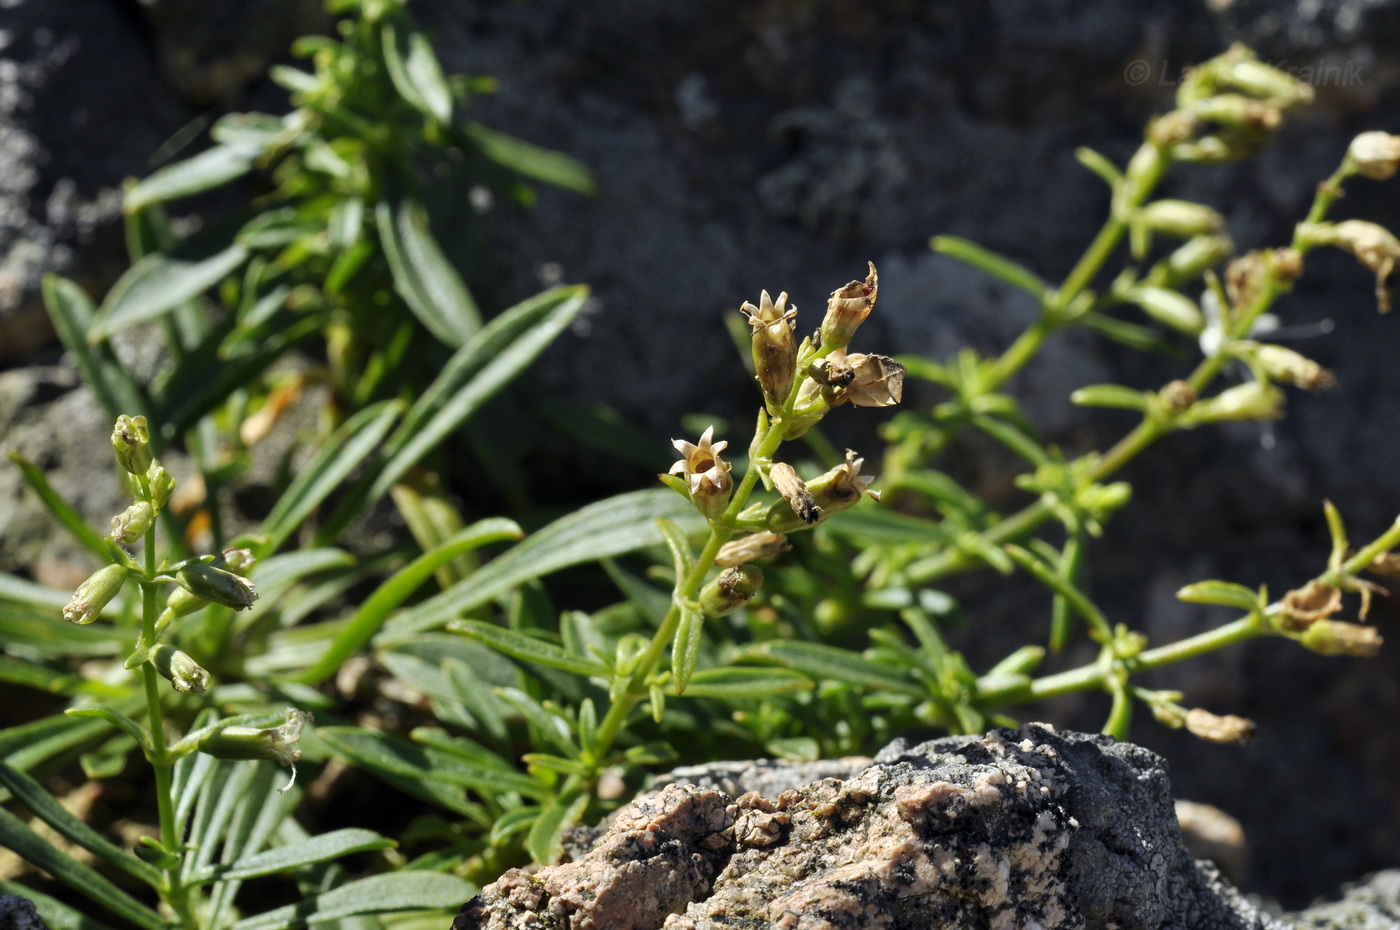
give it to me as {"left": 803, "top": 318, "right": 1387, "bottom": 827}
{"left": 902, "top": 157, "right": 1346, "bottom": 590}
{"left": 593, "top": 398, "right": 799, "bottom": 759}
{"left": 977, "top": 615, "right": 1262, "bottom": 708}
{"left": 975, "top": 513, "right": 1400, "bottom": 712}
{"left": 139, "top": 532, "right": 191, "bottom": 926}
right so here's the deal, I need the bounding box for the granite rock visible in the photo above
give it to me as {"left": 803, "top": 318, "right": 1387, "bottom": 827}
{"left": 454, "top": 725, "right": 1272, "bottom": 930}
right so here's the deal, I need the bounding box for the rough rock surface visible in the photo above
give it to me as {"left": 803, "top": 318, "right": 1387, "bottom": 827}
{"left": 0, "top": 894, "right": 49, "bottom": 930}
{"left": 454, "top": 725, "right": 1271, "bottom": 930}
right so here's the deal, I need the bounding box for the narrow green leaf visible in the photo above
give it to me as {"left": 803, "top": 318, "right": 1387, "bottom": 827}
{"left": 1075, "top": 146, "right": 1123, "bottom": 187}
{"left": 0, "top": 571, "right": 71, "bottom": 611}
{"left": 1070, "top": 384, "right": 1151, "bottom": 411}
{"left": 459, "top": 121, "right": 597, "bottom": 196}
{"left": 90, "top": 243, "right": 249, "bottom": 341}
{"left": 318, "top": 727, "right": 542, "bottom": 798}
{"left": 381, "top": 21, "right": 453, "bottom": 123}
{"left": 968, "top": 413, "right": 1048, "bottom": 466}
{"left": 931, "top": 236, "right": 1048, "bottom": 301}
{"left": 380, "top": 489, "right": 702, "bottom": 642}
{"left": 526, "top": 788, "right": 587, "bottom": 865}
{"left": 1080, "top": 312, "right": 1176, "bottom": 354}
{"left": 376, "top": 196, "right": 478, "bottom": 348}
{"left": 262, "top": 400, "right": 404, "bottom": 554}
{"left": 0, "top": 714, "right": 111, "bottom": 768}
{"left": 1175, "top": 580, "right": 1261, "bottom": 612}
{"left": 232, "top": 871, "right": 477, "bottom": 930}
{"left": 487, "top": 808, "right": 537, "bottom": 845}
{"left": 0, "top": 881, "right": 119, "bottom": 930}
{"left": 64, "top": 706, "right": 151, "bottom": 752}
{"left": 671, "top": 606, "right": 703, "bottom": 695}
{"left": 748, "top": 641, "right": 923, "bottom": 695}
{"left": 0, "top": 807, "right": 164, "bottom": 930}
{"left": 5, "top": 452, "right": 109, "bottom": 559}
{"left": 677, "top": 666, "right": 815, "bottom": 700}
{"left": 656, "top": 517, "right": 696, "bottom": 582}
{"left": 222, "top": 828, "right": 394, "bottom": 880}
{"left": 41, "top": 276, "right": 148, "bottom": 419}
{"left": 124, "top": 146, "right": 256, "bottom": 212}
{"left": 440, "top": 661, "right": 510, "bottom": 741}
{"left": 298, "top": 519, "right": 522, "bottom": 686}
{"left": 449, "top": 620, "right": 608, "bottom": 679}
{"left": 368, "top": 285, "right": 587, "bottom": 501}
{"left": 1005, "top": 544, "right": 1113, "bottom": 641}
{"left": 0, "top": 761, "right": 160, "bottom": 886}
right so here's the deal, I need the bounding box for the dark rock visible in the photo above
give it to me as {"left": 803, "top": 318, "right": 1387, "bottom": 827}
{"left": 455, "top": 726, "right": 1273, "bottom": 930}
{"left": 0, "top": 894, "right": 50, "bottom": 930}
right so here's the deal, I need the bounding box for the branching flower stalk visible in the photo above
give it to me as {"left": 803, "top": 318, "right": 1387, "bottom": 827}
{"left": 592, "top": 267, "right": 900, "bottom": 760}
{"left": 897, "top": 49, "right": 1394, "bottom": 589}
{"left": 59, "top": 416, "right": 309, "bottom": 928}
{"left": 974, "top": 511, "right": 1400, "bottom": 728}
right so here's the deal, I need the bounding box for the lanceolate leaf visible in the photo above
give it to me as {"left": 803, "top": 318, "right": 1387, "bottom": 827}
{"left": 221, "top": 828, "right": 394, "bottom": 880}
{"left": 0, "top": 761, "right": 161, "bottom": 886}
{"left": 449, "top": 620, "right": 609, "bottom": 679}
{"left": 368, "top": 284, "right": 589, "bottom": 501}
{"left": 0, "top": 881, "right": 119, "bottom": 930}
{"left": 90, "top": 243, "right": 249, "bottom": 342}
{"left": 231, "top": 871, "right": 476, "bottom": 930}
{"left": 676, "top": 667, "right": 815, "bottom": 700}
{"left": 459, "top": 121, "right": 597, "bottom": 196}
{"left": 379, "top": 489, "right": 702, "bottom": 643}
{"left": 526, "top": 788, "right": 588, "bottom": 866}
{"left": 318, "top": 727, "right": 542, "bottom": 798}
{"left": 123, "top": 145, "right": 257, "bottom": 212}
{"left": 41, "top": 276, "right": 148, "bottom": 420}
{"left": 747, "top": 641, "right": 924, "bottom": 696}
{"left": 261, "top": 400, "right": 405, "bottom": 555}
{"left": 0, "top": 808, "right": 164, "bottom": 930}
{"left": 376, "top": 196, "right": 478, "bottom": 348}
{"left": 298, "top": 519, "right": 523, "bottom": 685}
{"left": 381, "top": 21, "right": 453, "bottom": 123}
{"left": 6, "top": 452, "right": 109, "bottom": 559}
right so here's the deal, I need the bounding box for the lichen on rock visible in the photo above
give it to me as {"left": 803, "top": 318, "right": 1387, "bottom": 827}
{"left": 453, "top": 725, "right": 1275, "bottom": 930}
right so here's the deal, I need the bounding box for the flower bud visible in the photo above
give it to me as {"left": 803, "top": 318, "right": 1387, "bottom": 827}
{"left": 668, "top": 426, "right": 732, "bottom": 520}
{"left": 1160, "top": 234, "right": 1235, "bottom": 286}
{"left": 111, "top": 415, "right": 153, "bottom": 476}
{"left": 715, "top": 531, "right": 790, "bottom": 567}
{"left": 1347, "top": 131, "right": 1400, "bottom": 181}
{"left": 817, "top": 262, "right": 878, "bottom": 352}
{"left": 145, "top": 463, "right": 176, "bottom": 510}
{"left": 63, "top": 564, "right": 128, "bottom": 625}
{"left": 1179, "top": 382, "right": 1284, "bottom": 426}
{"left": 1219, "top": 44, "right": 1314, "bottom": 108}
{"left": 111, "top": 501, "right": 155, "bottom": 545}
{"left": 219, "top": 548, "right": 256, "bottom": 575}
{"left": 196, "top": 708, "right": 311, "bottom": 766}
{"left": 1300, "top": 619, "right": 1383, "bottom": 657}
{"left": 698, "top": 565, "right": 764, "bottom": 617}
{"left": 1185, "top": 708, "right": 1256, "bottom": 745}
{"left": 1191, "top": 93, "right": 1282, "bottom": 133}
{"left": 741, "top": 290, "right": 798, "bottom": 411}
{"left": 1254, "top": 344, "right": 1335, "bottom": 391}
{"left": 1128, "top": 287, "right": 1205, "bottom": 335}
{"left": 176, "top": 561, "right": 258, "bottom": 611}
{"left": 151, "top": 644, "right": 210, "bottom": 694}
{"left": 1138, "top": 200, "right": 1225, "bottom": 240}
